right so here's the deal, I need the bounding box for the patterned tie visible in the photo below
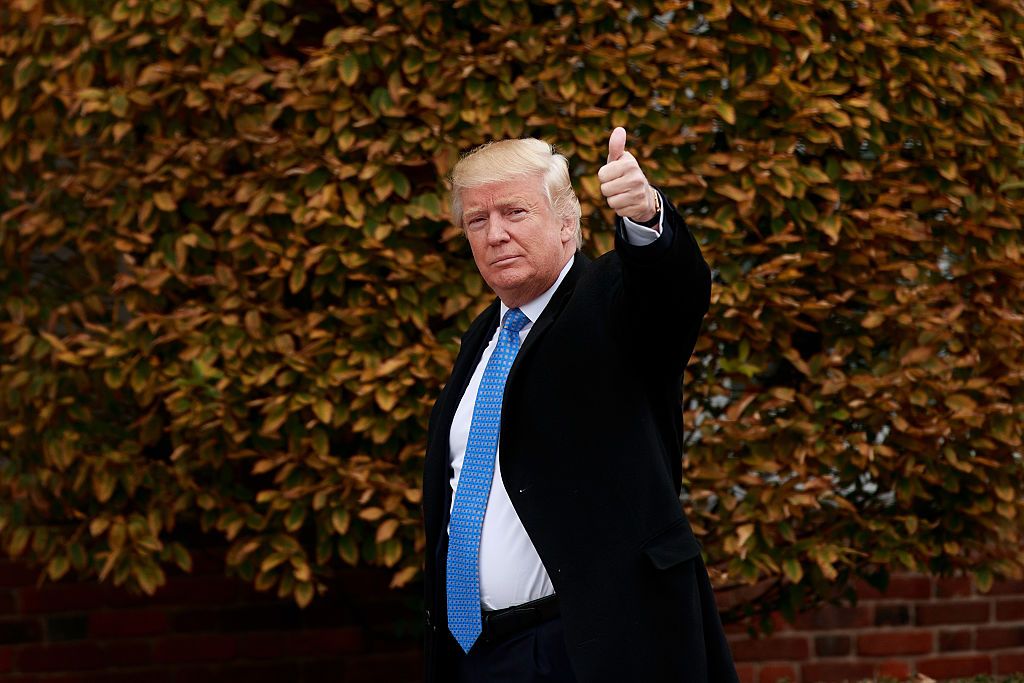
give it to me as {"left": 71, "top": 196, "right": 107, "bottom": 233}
{"left": 446, "top": 307, "right": 531, "bottom": 653}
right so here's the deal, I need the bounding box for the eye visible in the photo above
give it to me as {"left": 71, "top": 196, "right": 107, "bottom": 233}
{"left": 508, "top": 208, "right": 526, "bottom": 217}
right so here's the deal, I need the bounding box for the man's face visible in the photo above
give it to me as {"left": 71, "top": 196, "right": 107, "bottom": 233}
{"left": 460, "top": 175, "right": 574, "bottom": 308}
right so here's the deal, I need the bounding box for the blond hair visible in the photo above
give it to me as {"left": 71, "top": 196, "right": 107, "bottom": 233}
{"left": 449, "top": 138, "right": 583, "bottom": 249}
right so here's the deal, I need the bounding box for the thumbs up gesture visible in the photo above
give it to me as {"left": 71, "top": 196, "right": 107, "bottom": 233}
{"left": 598, "top": 127, "right": 658, "bottom": 224}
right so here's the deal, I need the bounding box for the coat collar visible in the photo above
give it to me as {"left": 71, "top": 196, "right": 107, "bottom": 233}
{"left": 422, "top": 251, "right": 589, "bottom": 568}
{"left": 506, "top": 251, "right": 587, "bottom": 385}
{"left": 434, "top": 250, "right": 589, "bottom": 450}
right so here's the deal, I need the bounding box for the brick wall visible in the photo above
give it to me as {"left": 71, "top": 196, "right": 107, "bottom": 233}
{"left": 2, "top": 553, "right": 1023, "bottom": 682}
{"left": 727, "top": 574, "right": 1024, "bottom": 682}
{"left": 0, "top": 548, "right": 423, "bottom": 683}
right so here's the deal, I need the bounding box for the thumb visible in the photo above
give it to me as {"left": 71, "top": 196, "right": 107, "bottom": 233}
{"left": 607, "top": 127, "right": 626, "bottom": 163}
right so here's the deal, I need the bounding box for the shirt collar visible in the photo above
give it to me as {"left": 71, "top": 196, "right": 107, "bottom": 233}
{"left": 499, "top": 255, "right": 575, "bottom": 327}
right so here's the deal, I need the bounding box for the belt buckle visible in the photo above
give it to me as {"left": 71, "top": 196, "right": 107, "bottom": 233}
{"left": 480, "top": 608, "right": 497, "bottom": 644}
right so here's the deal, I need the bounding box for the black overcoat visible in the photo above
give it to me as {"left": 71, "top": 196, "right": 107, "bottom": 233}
{"left": 421, "top": 194, "right": 739, "bottom": 683}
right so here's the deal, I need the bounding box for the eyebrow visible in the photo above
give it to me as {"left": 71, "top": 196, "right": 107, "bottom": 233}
{"left": 463, "top": 196, "right": 535, "bottom": 215}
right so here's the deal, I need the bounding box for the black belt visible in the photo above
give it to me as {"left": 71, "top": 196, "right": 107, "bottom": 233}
{"left": 480, "top": 594, "right": 560, "bottom": 644}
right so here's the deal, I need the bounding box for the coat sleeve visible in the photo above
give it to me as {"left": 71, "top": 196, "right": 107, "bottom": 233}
{"left": 612, "top": 187, "right": 712, "bottom": 377}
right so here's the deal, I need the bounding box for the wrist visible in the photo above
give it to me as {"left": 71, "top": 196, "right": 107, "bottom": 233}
{"left": 632, "top": 187, "right": 660, "bottom": 227}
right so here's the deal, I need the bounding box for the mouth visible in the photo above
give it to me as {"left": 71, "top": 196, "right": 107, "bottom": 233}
{"left": 491, "top": 255, "right": 521, "bottom": 266}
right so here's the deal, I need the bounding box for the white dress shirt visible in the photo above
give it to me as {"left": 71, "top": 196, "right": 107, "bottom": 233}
{"left": 448, "top": 210, "right": 663, "bottom": 610}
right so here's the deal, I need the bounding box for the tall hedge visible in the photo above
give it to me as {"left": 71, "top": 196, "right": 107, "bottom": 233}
{"left": 1, "top": 0, "right": 1022, "bottom": 624}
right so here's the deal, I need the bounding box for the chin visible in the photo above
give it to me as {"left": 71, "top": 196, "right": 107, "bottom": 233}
{"left": 487, "top": 267, "right": 534, "bottom": 299}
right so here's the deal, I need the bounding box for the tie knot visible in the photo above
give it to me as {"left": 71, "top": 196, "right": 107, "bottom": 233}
{"left": 502, "top": 308, "right": 530, "bottom": 334}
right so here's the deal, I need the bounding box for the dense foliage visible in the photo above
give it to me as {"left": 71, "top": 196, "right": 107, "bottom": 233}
{"left": 1, "top": 0, "right": 1022, "bottom": 623}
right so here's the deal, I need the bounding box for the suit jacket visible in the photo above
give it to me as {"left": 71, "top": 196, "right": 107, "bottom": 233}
{"left": 421, "top": 193, "right": 739, "bottom": 682}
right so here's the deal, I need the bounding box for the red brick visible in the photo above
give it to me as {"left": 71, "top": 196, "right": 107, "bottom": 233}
{"left": 855, "top": 574, "right": 932, "bottom": 600}
{"left": 857, "top": 630, "right": 933, "bottom": 656}
{"left": 17, "top": 584, "right": 111, "bottom": 614}
{"left": 996, "top": 651, "right": 1024, "bottom": 675}
{"left": 301, "top": 659, "right": 348, "bottom": 682}
{"left": 997, "top": 598, "right": 1024, "bottom": 621}
{"left": 916, "top": 600, "right": 990, "bottom": 625}
{"left": 16, "top": 642, "right": 104, "bottom": 671}
{"left": 878, "top": 660, "right": 912, "bottom": 679}
{"left": 220, "top": 603, "right": 303, "bottom": 632}
{"left": 770, "top": 612, "right": 792, "bottom": 632}
{"left": 112, "top": 576, "right": 240, "bottom": 608}
{"left": 917, "top": 655, "right": 993, "bottom": 678}
{"left": 100, "top": 640, "right": 152, "bottom": 667}
{"left": 63, "top": 673, "right": 173, "bottom": 683}
{"left": 166, "top": 663, "right": 298, "bottom": 683}
{"left": 236, "top": 631, "right": 300, "bottom": 660}
{"left": 0, "top": 561, "right": 38, "bottom": 588}
{"left": 726, "top": 612, "right": 790, "bottom": 633}
{"left": 168, "top": 608, "right": 224, "bottom": 633}
{"left": 814, "top": 635, "right": 850, "bottom": 657}
{"left": 88, "top": 609, "right": 169, "bottom": 638}
{"left": 238, "top": 663, "right": 312, "bottom": 683}
{"left": 736, "top": 663, "right": 756, "bottom": 683}
{"left": 153, "top": 634, "right": 236, "bottom": 664}
{"left": 340, "top": 651, "right": 422, "bottom": 683}
{"left": 977, "top": 625, "right": 1024, "bottom": 649}
{"left": 874, "top": 604, "right": 910, "bottom": 626}
{"left": 188, "top": 549, "right": 227, "bottom": 574}
{"left": 723, "top": 620, "right": 747, "bottom": 635}
{"left": 302, "top": 626, "right": 363, "bottom": 653}
{"left": 990, "top": 580, "right": 1024, "bottom": 595}
{"left": 729, "top": 636, "right": 809, "bottom": 662}
{"left": 170, "top": 667, "right": 234, "bottom": 683}
{"left": 936, "top": 576, "right": 973, "bottom": 598}
{"left": 237, "top": 627, "right": 362, "bottom": 659}
{"left": 760, "top": 664, "right": 798, "bottom": 683}
{"left": 939, "top": 629, "right": 972, "bottom": 651}
{"left": 802, "top": 662, "right": 875, "bottom": 683}
{"left": 794, "top": 605, "right": 872, "bottom": 630}
{"left": 0, "top": 618, "right": 43, "bottom": 644}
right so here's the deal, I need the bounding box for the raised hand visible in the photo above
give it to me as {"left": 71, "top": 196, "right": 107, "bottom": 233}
{"left": 597, "top": 127, "right": 658, "bottom": 224}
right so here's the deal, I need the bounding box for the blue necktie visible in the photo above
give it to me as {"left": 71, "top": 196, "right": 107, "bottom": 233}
{"left": 447, "top": 307, "right": 530, "bottom": 653}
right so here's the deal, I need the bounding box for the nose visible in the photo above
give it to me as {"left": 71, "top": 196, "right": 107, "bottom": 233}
{"left": 485, "top": 215, "right": 510, "bottom": 246}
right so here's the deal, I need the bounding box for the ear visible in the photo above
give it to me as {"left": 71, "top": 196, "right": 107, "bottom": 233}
{"left": 560, "top": 215, "right": 576, "bottom": 245}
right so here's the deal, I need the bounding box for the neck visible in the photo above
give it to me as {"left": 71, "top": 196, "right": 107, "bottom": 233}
{"left": 499, "top": 251, "right": 574, "bottom": 309}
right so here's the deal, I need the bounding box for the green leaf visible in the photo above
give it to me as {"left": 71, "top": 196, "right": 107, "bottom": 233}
{"left": 289, "top": 266, "right": 306, "bottom": 293}
{"left": 975, "top": 568, "right": 994, "bottom": 593}
{"left": 313, "top": 399, "right": 333, "bottom": 425}
{"left": 339, "top": 54, "right": 359, "bottom": 87}
{"left": 91, "top": 17, "right": 117, "bottom": 41}
{"left": 331, "top": 509, "right": 350, "bottom": 535}
{"left": 714, "top": 101, "right": 736, "bottom": 125}
{"left": 324, "top": 28, "right": 346, "bottom": 48}
{"left": 782, "top": 558, "right": 803, "bottom": 584}
{"left": 206, "top": 3, "right": 231, "bottom": 26}
{"left": 285, "top": 503, "right": 307, "bottom": 533}
{"left": 337, "top": 537, "right": 359, "bottom": 566}
{"left": 294, "top": 581, "right": 314, "bottom": 607}
{"left": 153, "top": 192, "right": 177, "bottom": 211}
{"left": 260, "top": 404, "right": 288, "bottom": 435}
{"left": 8, "top": 528, "right": 31, "bottom": 557}
{"left": 46, "top": 553, "right": 70, "bottom": 580}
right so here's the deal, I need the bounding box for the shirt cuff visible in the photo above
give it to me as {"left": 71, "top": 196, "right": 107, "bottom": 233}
{"left": 621, "top": 209, "right": 663, "bottom": 246}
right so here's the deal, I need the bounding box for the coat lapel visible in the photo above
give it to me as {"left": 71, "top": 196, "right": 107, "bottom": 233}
{"left": 424, "top": 253, "right": 588, "bottom": 544}
{"left": 424, "top": 300, "right": 500, "bottom": 540}
{"left": 505, "top": 252, "right": 588, "bottom": 389}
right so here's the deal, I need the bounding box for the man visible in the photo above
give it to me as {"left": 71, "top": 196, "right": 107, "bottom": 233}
{"left": 422, "top": 128, "right": 738, "bottom": 683}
